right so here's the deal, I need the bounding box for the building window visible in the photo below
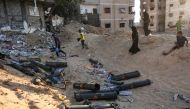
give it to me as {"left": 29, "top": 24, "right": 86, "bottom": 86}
{"left": 105, "top": 23, "right": 111, "bottom": 28}
{"left": 119, "top": 8, "right": 126, "bottom": 14}
{"left": 150, "top": 7, "right": 155, "bottom": 10}
{"left": 158, "top": 6, "right": 161, "bottom": 10}
{"left": 170, "top": 4, "right": 173, "bottom": 7}
{"left": 129, "top": 20, "right": 134, "bottom": 27}
{"left": 93, "top": 8, "right": 98, "bottom": 14}
{"left": 179, "top": 0, "right": 186, "bottom": 5}
{"left": 150, "top": 16, "right": 154, "bottom": 19}
{"left": 129, "top": 6, "right": 135, "bottom": 14}
{"left": 120, "top": 23, "right": 125, "bottom": 28}
{"left": 150, "top": 23, "right": 154, "bottom": 26}
{"left": 104, "top": 8, "right": 111, "bottom": 13}
{"left": 169, "top": 13, "right": 173, "bottom": 17}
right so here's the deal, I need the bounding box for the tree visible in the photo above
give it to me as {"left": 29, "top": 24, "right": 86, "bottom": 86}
{"left": 54, "top": 0, "right": 84, "bottom": 23}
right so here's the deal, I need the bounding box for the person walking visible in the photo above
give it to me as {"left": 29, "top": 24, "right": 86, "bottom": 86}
{"left": 52, "top": 34, "right": 66, "bottom": 57}
{"left": 129, "top": 26, "right": 141, "bottom": 54}
{"left": 143, "top": 11, "right": 151, "bottom": 36}
{"left": 78, "top": 29, "right": 88, "bottom": 49}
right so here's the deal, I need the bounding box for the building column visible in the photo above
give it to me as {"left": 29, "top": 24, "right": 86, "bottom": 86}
{"left": 2, "top": 0, "right": 9, "bottom": 24}
{"left": 20, "top": 0, "right": 27, "bottom": 22}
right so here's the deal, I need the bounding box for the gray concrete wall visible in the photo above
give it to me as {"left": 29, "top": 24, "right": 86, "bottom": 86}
{"left": 25, "top": 2, "right": 45, "bottom": 28}
{"left": 0, "top": 0, "right": 7, "bottom": 26}
{"left": 0, "top": 0, "right": 23, "bottom": 27}
{"left": 0, "top": 0, "right": 47, "bottom": 29}
{"left": 6, "top": 0, "right": 23, "bottom": 27}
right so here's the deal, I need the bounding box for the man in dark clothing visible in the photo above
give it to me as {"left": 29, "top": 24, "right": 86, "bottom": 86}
{"left": 52, "top": 34, "right": 66, "bottom": 57}
{"left": 163, "top": 31, "right": 188, "bottom": 55}
{"left": 45, "top": 15, "right": 52, "bottom": 32}
{"left": 143, "top": 11, "right": 151, "bottom": 36}
{"left": 129, "top": 26, "right": 140, "bottom": 54}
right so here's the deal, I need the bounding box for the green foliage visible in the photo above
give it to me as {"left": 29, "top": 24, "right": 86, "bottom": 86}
{"left": 54, "top": 0, "right": 84, "bottom": 22}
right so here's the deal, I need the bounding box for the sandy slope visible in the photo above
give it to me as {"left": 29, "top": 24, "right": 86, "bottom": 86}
{"left": 0, "top": 67, "right": 63, "bottom": 109}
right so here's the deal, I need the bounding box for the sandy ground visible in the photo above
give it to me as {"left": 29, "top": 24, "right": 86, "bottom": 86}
{"left": 63, "top": 31, "right": 190, "bottom": 109}
{"left": 0, "top": 23, "right": 190, "bottom": 109}
{"left": 0, "top": 67, "right": 64, "bottom": 109}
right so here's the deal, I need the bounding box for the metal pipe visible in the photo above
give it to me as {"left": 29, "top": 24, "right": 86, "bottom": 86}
{"left": 74, "top": 91, "right": 118, "bottom": 102}
{"left": 8, "top": 61, "right": 35, "bottom": 76}
{"left": 45, "top": 61, "right": 68, "bottom": 68}
{"left": 118, "top": 79, "right": 152, "bottom": 91}
{"left": 111, "top": 70, "right": 141, "bottom": 81}
{"left": 73, "top": 83, "right": 100, "bottom": 91}
{"left": 66, "top": 104, "right": 115, "bottom": 109}
{"left": 104, "top": 80, "right": 124, "bottom": 85}
{"left": 31, "top": 61, "right": 52, "bottom": 71}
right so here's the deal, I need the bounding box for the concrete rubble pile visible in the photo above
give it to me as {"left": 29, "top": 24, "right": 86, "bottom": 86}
{"left": 0, "top": 53, "right": 67, "bottom": 88}
{"left": 0, "top": 27, "right": 70, "bottom": 89}
{"left": 0, "top": 30, "right": 54, "bottom": 57}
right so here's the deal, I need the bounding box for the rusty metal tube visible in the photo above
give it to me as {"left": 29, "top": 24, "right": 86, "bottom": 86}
{"left": 118, "top": 79, "right": 152, "bottom": 91}
{"left": 73, "top": 83, "right": 100, "bottom": 91}
{"left": 74, "top": 91, "right": 117, "bottom": 102}
{"left": 45, "top": 61, "right": 67, "bottom": 67}
{"left": 111, "top": 70, "right": 141, "bottom": 81}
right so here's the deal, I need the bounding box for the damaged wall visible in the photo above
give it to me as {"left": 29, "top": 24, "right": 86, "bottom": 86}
{"left": 7, "top": 0, "right": 23, "bottom": 27}
{"left": 0, "top": 0, "right": 23, "bottom": 27}
{"left": 0, "top": 0, "right": 6, "bottom": 25}
{"left": 0, "top": 0, "right": 49, "bottom": 29}
{"left": 25, "top": 2, "right": 45, "bottom": 29}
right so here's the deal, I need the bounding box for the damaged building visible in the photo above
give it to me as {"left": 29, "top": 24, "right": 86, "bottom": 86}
{"left": 80, "top": 0, "right": 135, "bottom": 32}
{"left": 165, "top": 0, "right": 190, "bottom": 35}
{"left": 0, "top": 0, "right": 54, "bottom": 30}
{"left": 141, "top": 0, "right": 166, "bottom": 32}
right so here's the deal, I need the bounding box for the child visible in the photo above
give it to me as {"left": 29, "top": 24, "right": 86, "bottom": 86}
{"left": 163, "top": 31, "right": 188, "bottom": 55}
{"left": 78, "top": 29, "right": 88, "bottom": 49}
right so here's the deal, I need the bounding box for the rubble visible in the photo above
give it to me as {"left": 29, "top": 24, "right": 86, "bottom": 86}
{"left": 0, "top": 30, "right": 54, "bottom": 57}
{"left": 1, "top": 21, "right": 189, "bottom": 109}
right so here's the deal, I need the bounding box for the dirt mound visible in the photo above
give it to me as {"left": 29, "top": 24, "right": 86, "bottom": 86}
{"left": 171, "top": 47, "right": 190, "bottom": 62}
{"left": 0, "top": 68, "right": 62, "bottom": 109}
{"left": 139, "top": 36, "right": 165, "bottom": 45}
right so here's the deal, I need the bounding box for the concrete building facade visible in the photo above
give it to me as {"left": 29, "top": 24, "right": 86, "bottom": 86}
{"left": 141, "top": 0, "right": 166, "bottom": 32}
{"left": 81, "top": 0, "right": 135, "bottom": 32}
{"left": 165, "top": 0, "right": 190, "bottom": 34}
{"left": 0, "top": 0, "right": 54, "bottom": 29}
